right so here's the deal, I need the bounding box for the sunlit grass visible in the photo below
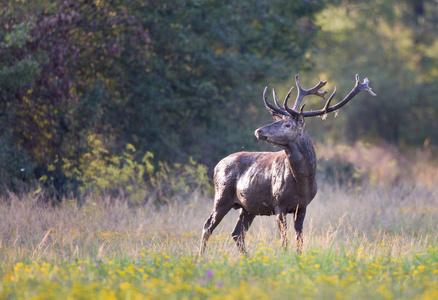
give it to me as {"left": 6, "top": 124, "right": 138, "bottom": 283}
{"left": 1, "top": 143, "right": 438, "bottom": 298}
{"left": 1, "top": 175, "right": 438, "bottom": 299}
{"left": 2, "top": 245, "right": 438, "bottom": 299}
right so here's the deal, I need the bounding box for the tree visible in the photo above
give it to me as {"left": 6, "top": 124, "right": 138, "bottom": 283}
{"left": 0, "top": 0, "right": 326, "bottom": 192}
{"left": 305, "top": 0, "right": 438, "bottom": 147}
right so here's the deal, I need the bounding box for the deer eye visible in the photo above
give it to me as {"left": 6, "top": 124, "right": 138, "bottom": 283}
{"left": 285, "top": 124, "right": 291, "bottom": 128}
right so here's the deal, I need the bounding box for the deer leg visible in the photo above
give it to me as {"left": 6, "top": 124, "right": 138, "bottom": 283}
{"left": 199, "top": 203, "right": 233, "bottom": 255}
{"left": 294, "top": 206, "right": 307, "bottom": 254}
{"left": 276, "top": 212, "right": 288, "bottom": 250}
{"left": 231, "top": 209, "right": 255, "bottom": 255}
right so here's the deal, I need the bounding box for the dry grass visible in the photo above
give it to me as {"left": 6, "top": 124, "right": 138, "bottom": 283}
{"left": 1, "top": 143, "right": 437, "bottom": 264}
{"left": 2, "top": 143, "right": 438, "bottom": 299}
{"left": 316, "top": 141, "right": 438, "bottom": 189}
{"left": 0, "top": 147, "right": 438, "bottom": 299}
{"left": 0, "top": 183, "right": 437, "bottom": 264}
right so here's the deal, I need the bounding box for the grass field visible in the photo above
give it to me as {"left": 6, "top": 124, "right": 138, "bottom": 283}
{"left": 1, "top": 145, "right": 438, "bottom": 299}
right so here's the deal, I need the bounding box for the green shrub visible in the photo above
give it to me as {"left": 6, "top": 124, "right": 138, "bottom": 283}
{"left": 61, "top": 134, "right": 212, "bottom": 204}
{"left": 150, "top": 157, "right": 212, "bottom": 205}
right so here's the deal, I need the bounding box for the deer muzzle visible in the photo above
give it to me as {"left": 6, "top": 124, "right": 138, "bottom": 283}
{"left": 255, "top": 128, "right": 267, "bottom": 141}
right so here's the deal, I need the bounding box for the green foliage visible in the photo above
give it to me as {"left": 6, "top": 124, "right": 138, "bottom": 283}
{"left": 151, "top": 157, "right": 212, "bottom": 204}
{"left": 0, "top": 0, "right": 326, "bottom": 194}
{"left": 0, "top": 135, "right": 38, "bottom": 190}
{"left": 304, "top": 0, "right": 438, "bottom": 147}
{"left": 60, "top": 134, "right": 211, "bottom": 203}
{"left": 0, "top": 18, "right": 40, "bottom": 93}
{"left": 0, "top": 58, "right": 40, "bottom": 93}
{"left": 2, "top": 0, "right": 438, "bottom": 196}
{"left": 61, "top": 135, "right": 151, "bottom": 202}
{"left": 3, "top": 20, "right": 33, "bottom": 47}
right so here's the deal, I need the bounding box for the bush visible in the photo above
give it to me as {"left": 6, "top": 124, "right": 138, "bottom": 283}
{"left": 317, "top": 154, "right": 365, "bottom": 188}
{"left": 316, "top": 142, "right": 412, "bottom": 188}
{"left": 61, "top": 134, "right": 212, "bottom": 204}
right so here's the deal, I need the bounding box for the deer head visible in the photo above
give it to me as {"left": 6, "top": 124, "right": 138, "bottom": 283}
{"left": 255, "top": 74, "right": 376, "bottom": 147}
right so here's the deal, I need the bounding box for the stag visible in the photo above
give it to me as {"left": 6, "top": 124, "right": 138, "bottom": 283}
{"left": 199, "top": 74, "right": 376, "bottom": 255}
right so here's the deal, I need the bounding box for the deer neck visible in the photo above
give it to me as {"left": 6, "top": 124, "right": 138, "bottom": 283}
{"left": 282, "top": 132, "right": 317, "bottom": 194}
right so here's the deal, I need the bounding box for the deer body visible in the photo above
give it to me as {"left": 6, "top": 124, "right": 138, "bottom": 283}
{"left": 199, "top": 74, "right": 375, "bottom": 255}
{"left": 219, "top": 139, "right": 317, "bottom": 216}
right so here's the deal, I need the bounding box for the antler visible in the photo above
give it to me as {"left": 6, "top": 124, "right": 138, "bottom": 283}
{"left": 301, "top": 74, "right": 377, "bottom": 118}
{"left": 263, "top": 86, "right": 299, "bottom": 119}
{"left": 293, "top": 75, "right": 328, "bottom": 111}
{"left": 263, "top": 74, "right": 376, "bottom": 120}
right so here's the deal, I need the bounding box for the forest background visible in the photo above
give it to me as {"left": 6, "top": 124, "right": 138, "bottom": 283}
{"left": 1, "top": 0, "right": 437, "bottom": 200}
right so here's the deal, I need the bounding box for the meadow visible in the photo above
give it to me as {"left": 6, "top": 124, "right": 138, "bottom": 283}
{"left": 1, "top": 143, "right": 438, "bottom": 299}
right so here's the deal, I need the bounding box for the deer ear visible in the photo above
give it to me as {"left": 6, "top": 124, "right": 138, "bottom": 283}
{"left": 295, "top": 114, "right": 305, "bottom": 128}
{"left": 270, "top": 112, "right": 284, "bottom": 121}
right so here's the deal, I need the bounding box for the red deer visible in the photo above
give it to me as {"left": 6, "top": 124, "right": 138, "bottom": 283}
{"left": 199, "top": 74, "right": 376, "bottom": 255}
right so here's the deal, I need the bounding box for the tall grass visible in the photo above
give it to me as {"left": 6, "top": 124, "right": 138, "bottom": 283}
{"left": 1, "top": 143, "right": 437, "bottom": 299}
{"left": 0, "top": 178, "right": 436, "bottom": 264}
{"left": 316, "top": 141, "right": 438, "bottom": 189}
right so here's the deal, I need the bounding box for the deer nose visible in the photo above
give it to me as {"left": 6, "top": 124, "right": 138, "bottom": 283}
{"left": 255, "top": 128, "right": 267, "bottom": 140}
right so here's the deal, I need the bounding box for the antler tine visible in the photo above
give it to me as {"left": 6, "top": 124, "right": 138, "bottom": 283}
{"left": 283, "top": 86, "right": 298, "bottom": 116}
{"left": 300, "top": 102, "right": 307, "bottom": 113}
{"left": 301, "top": 74, "right": 377, "bottom": 118}
{"left": 263, "top": 87, "right": 289, "bottom": 119}
{"left": 322, "top": 86, "right": 337, "bottom": 112}
{"left": 292, "top": 74, "right": 328, "bottom": 111}
{"left": 358, "top": 76, "right": 377, "bottom": 97}
{"left": 284, "top": 86, "right": 294, "bottom": 103}
{"left": 272, "top": 89, "right": 283, "bottom": 110}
